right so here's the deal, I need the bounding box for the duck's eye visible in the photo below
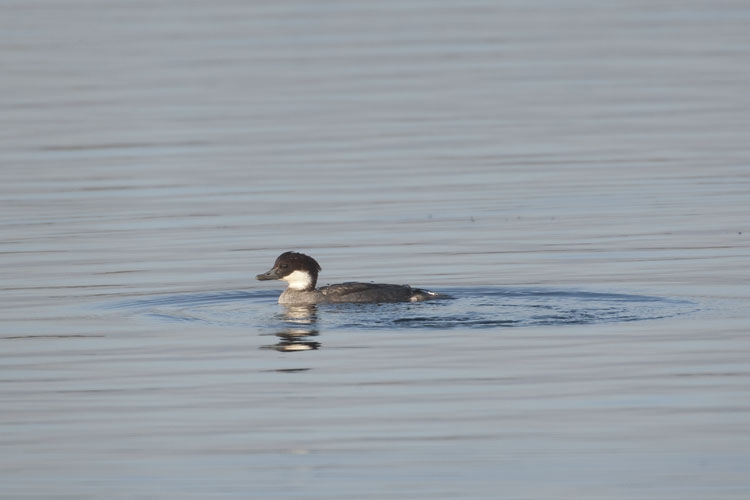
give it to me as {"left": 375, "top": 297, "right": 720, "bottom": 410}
{"left": 280, "top": 263, "right": 288, "bottom": 269}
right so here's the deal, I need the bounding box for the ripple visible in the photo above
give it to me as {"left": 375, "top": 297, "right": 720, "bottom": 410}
{"left": 103, "top": 287, "right": 696, "bottom": 331}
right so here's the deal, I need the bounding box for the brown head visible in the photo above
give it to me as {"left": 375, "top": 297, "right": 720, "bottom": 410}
{"left": 256, "top": 251, "right": 322, "bottom": 291}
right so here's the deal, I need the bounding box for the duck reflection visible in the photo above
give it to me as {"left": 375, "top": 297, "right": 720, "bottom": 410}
{"left": 261, "top": 305, "right": 321, "bottom": 352}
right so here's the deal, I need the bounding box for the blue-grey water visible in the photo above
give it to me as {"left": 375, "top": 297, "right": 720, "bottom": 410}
{"left": 2, "top": 1, "right": 750, "bottom": 498}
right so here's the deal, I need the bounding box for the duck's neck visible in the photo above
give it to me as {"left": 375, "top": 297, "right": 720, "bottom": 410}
{"left": 282, "top": 270, "right": 316, "bottom": 291}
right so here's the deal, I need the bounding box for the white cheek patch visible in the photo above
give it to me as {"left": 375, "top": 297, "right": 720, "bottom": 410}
{"left": 282, "top": 270, "right": 313, "bottom": 290}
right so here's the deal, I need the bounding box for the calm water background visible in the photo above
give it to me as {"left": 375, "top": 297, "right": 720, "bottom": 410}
{"left": 2, "top": 1, "right": 750, "bottom": 498}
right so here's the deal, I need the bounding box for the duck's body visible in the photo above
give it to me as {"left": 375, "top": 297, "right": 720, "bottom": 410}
{"left": 256, "top": 251, "right": 444, "bottom": 305}
{"left": 278, "top": 282, "right": 439, "bottom": 305}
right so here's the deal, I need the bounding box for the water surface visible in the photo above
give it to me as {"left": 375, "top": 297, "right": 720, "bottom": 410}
{"left": 2, "top": 1, "right": 750, "bottom": 498}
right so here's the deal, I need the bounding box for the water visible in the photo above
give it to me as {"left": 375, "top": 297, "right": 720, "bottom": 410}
{"left": 110, "top": 287, "right": 695, "bottom": 332}
{"left": 2, "top": 0, "right": 750, "bottom": 498}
